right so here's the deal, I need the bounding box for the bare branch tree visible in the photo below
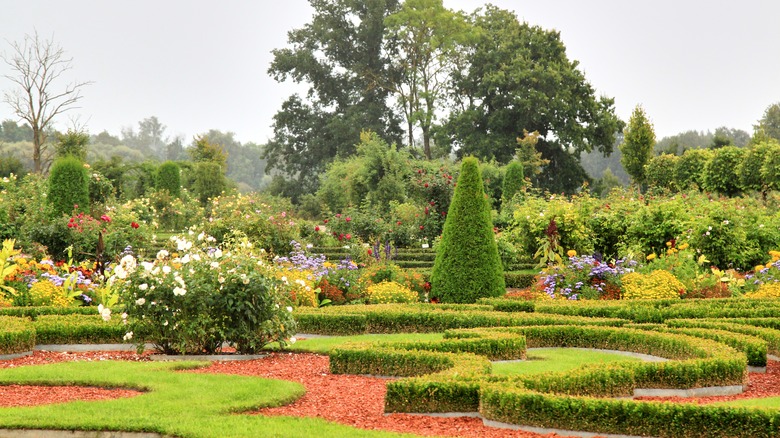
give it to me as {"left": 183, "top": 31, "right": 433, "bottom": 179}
{"left": 1, "top": 31, "right": 92, "bottom": 173}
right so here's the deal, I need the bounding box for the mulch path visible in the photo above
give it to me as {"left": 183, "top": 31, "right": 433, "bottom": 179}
{"left": 2, "top": 350, "right": 780, "bottom": 437}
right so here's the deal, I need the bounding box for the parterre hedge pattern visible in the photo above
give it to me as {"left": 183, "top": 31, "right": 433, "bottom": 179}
{"left": 303, "top": 298, "right": 780, "bottom": 437}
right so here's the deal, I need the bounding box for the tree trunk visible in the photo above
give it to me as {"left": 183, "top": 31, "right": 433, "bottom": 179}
{"left": 32, "top": 127, "right": 42, "bottom": 174}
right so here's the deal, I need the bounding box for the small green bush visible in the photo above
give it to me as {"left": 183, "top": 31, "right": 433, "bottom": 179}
{"left": 156, "top": 161, "right": 182, "bottom": 197}
{"left": 48, "top": 155, "right": 90, "bottom": 217}
{"left": 431, "top": 157, "right": 505, "bottom": 303}
{"left": 0, "top": 316, "right": 35, "bottom": 354}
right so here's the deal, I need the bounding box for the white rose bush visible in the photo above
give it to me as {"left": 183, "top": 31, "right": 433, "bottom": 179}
{"left": 109, "top": 234, "right": 296, "bottom": 354}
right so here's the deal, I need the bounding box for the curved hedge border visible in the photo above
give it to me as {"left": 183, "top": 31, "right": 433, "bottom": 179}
{"left": 0, "top": 316, "right": 35, "bottom": 355}
{"left": 328, "top": 320, "right": 764, "bottom": 437}
{"left": 32, "top": 315, "right": 125, "bottom": 345}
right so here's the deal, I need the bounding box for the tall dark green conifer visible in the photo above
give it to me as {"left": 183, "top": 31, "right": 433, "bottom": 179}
{"left": 431, "top": 157, "right": 504, "bottom": 303}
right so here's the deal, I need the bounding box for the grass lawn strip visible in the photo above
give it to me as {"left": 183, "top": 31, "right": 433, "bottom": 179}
{"left": 0, "top": 360, "right": 417, "bottom": 438}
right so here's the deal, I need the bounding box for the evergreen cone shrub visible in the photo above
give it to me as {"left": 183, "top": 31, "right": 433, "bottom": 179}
{"left": 48, "top": 155, "right": 90, "bottom": 217}
{"left": 502, "top": 160, "right": 524, "bottom": 204}
{"left": 156, "top": 161, "right": 182, "bottom": 197}
{"left": 431, "top": 157, "right": 505, "bottom": 303}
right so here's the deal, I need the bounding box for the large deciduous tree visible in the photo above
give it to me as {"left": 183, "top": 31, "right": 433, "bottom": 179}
{"left": 756, "top": 102, "right": 780, "bottom": 142}
{"left": 265, "top": 0, "right": 403, "bottom": 195}
{"left": 619, "top": 105, "right": 656, "bottom": 188}
{"left": 1, "top": 32, "right": 91, "bottom": 173}
{"left": 383, "top": 0, "right": 470, "bottom": 158}
{"left": 442, "top": 6, "right": 623, "bottom": 193}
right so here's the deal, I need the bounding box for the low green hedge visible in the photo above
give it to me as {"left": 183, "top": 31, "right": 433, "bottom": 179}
{"left": 32, "top": 315, "right": 126, "bottom": 345}
{"left": 295, "top": 304, "right": 624, "bottom": 335}
{"left": 0, "top": 306, "right": 98, "bottom": 319}
{"left": 0, "top": 316, "right": 35, "bottom": 355}
{"left": 666, "top": 319, "right": 780, "bottom": 356}
{"left": 476, "top": 297, "right": 535, "bottom": 313}
{"left": 503, "top": 271, "right": 537, "bottom": 289}
{"left": 480, "top": 385, "right": 780, "bottom": 438}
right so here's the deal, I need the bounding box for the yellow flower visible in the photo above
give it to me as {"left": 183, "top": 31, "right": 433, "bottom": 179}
{"left": 646, "top": 253, "right": 657, "bottom": 261}
{"left": 567, "top": 250, "right": 577, "bottom": 257}
{"left": 678, "top": 243, "right": 689, "bottom": 250}
{"left": 755, "top": 265, "right": 766, "bottom": 273}
{"left": 666, "top": 241, "right": 672, "bottom": 247}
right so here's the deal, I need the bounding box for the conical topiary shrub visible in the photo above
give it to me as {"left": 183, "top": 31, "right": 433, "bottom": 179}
{"left": 48, "top": 155, "right": 90, "bottom": 217}
{"left": 431, "top": 157, "right": 505, "bottom": 303}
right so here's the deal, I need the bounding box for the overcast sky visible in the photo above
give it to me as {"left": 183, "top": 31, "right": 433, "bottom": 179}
{"left": 1, "top": 0, "right": 779, "bottom": 145}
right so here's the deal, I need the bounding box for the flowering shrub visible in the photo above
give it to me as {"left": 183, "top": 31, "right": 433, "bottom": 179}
{"left": 621, "top": 270, "right": 684, "bottom": 300}
{"left": 537, "top": 255, "right": 636, "bottom": 300}
{"left": 198, "top": 193, "right": 299, "bottom": 256}
{"left": 28, "top": 280, "right": 69, "bottom": 307}
{"left": 355, "top": 262, "right": 404, "bottom": 299}
{"left": 396, "top": 269, "right": 431, "bottom": 302}
{"left": 366, "top": 281, "right": 418, "bottom": 304}
{"left": 317, "top": 259, "right": 361, "bottom": 304}
{"left": 111, "top": 234, "right": 296, "bottom": 354}
{"left": 745, "top": 283, "right": 780, "bottom": 299}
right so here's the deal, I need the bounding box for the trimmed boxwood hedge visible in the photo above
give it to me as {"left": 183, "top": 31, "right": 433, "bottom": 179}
{"left": 326, "top": 315, "right": 754, "bottom": 437}
{"left": 32, "top": 315, "right": 126, "bottom": 345}
{"left": 0, "top": 316, "right": 35, "bottom": 355}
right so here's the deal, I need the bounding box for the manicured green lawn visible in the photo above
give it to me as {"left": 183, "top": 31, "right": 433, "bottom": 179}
{"left": 491, "top": 347, "right": 642, "bottom": 376}
{"left": 0, "top": 360, "right": 418, "bottom": 438}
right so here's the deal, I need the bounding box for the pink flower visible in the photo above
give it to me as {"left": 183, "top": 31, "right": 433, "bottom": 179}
{"left": 345, "top": 233, "right": 352, "bottom": 240}
{"left": 100, "top": 215, "right": 111, "bottom": 223}
{"left": 345, "top": 217, "right": 351, "bottom": 222}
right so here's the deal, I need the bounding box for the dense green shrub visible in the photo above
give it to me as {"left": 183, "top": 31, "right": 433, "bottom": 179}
{"left": 739, "top": 141, "right": 779, "bottom": 192}
{"left": 675, "top": 148, "right": 711, "bottom": 190}
{"left": 112, "top": 235, "right": 296, "bottom": 354}
{"left": 702, "top": 146, "right": 744, "bottom": 196}
{"left": 193, "top": 161, "right": 227, "bottom": 205}
{"left": 156, "top": 161, "right": 182, "bottom": 198}
{"left": 644, "top": 153, "right": 679, "bottom": 192}
{"left": 431, "top": 157, "right": 505, "bottom": 303}
{"left": 501, "top": 160, "right": 525, "bottom": 206}
{"left": 48, "top": 155, "right": 90, "bottom": 217}
{"left": 88, "top": 170, "right": 116, "bottom": 208}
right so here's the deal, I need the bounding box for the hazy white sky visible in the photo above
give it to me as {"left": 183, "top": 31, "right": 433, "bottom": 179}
{"left": 1, "top": 0, "right": 779, "bottom": 145}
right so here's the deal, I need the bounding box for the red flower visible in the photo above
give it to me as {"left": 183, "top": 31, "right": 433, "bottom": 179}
{"left": 397, "top": 221, "right": 402, "bottom": 225}
{"left": 131, "top": 221, "right": 140, "bottom": 229}
{"left": 367, "top": 249, "right": 373, "bottom": 256}
{"left": 315, "top": 226, "right": 320, "bottom": 232}
{"left": 424, "top": 183, "right": 429, "bottom": 188}
{"left": 100, "top": 215, "right": 111, "bottom": 223}
{"left": 324, "top": 219, "right": 329, "bottom": 224}
{"left": 336, "top": 213, "right": 341, "bottom": 218}
{"left": 419, "top": 225, "right": 424, "bottom": 230}
{"left": 345, "top": 233, "right": 352, "bottom": 240}
{"left": 338, "top": 233, "right": 344, "bottom": 240}
{"left": 345, "top": 217, "right": 351, "bottom": 222}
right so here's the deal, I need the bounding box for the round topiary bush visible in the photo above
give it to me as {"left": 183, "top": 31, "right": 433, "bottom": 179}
{"left": 156, "top": 161, "right": 182, "bottom": 198}
{"left": 431, "top": 157, "right": 505, "bottom": 303}
{"left": 48, "top": 155, "right": 89, "bottom": 217}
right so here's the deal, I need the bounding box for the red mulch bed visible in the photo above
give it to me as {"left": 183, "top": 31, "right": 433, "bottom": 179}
{"left": 3, "top": 351, "right": 780, "bottom": 437}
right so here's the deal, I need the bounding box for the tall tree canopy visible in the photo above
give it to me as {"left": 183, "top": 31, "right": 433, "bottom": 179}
{"left": 264, "top": 0, "right": 403, "bottom": 195}
{"left": 756, "top": 102, "right": 780, "bottom": 142}
{"left": 619, "top": 105, "right": 656, "bottom": 188}
{"left": 441, "top": 6, "right": 623, "bottom": 193}
{"left": 384, "top": 0, "right": 470, "bottom": 158}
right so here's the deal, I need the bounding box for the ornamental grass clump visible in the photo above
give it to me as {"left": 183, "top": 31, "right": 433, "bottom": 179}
{"left": 621, "top": 270, "right": 684, "bottom": 300}
{"left": 366, "top": 281, "right": 418, "bottom": 304}
{"left": 431, "top": 157, "right": 504, "bottom": 303}
{"left": 110, "top": 233, "right": 296, "bottom": 354}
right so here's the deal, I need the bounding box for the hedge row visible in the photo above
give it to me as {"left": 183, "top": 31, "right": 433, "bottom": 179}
{"left": 0, "top": 306, "right": 98, "bottom": 319}
{"left": 329, "top": 323, "right": 753, "bottom": 436}
{"left": 481, "top": 385, "right": 779, "bottom": 438}
{"left": 0, "top": 316, "right": 35, "bottom": 355}
{"left": 295, "top": 304, "right": 624, "bottom": 335}
{"left": 533, "top": 298, "right": 780, "bottom": 323}
{"left": 32, "top": 315, "right": 126, "bottom": 345}
{"left": 666, "top": 319, "right": 780, "bottom": 356}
